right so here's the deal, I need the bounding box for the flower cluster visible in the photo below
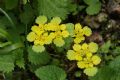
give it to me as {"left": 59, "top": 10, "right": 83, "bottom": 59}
{"left": 73, "top": 23, "right": 92, "bottom": 44}
{"left": 27, "top": 15, "right": 101, "bottom": 76}
{"left": 27, "top": 16, "right": 69, "bottom": 52}
{"left": 67, "top": 23, "right": 101, "bottom": 76}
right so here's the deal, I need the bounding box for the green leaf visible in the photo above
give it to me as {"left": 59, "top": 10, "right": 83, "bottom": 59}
{"left": 112, "top": 47, "right": 120, "bottom": 56}
{"left": 5, "top": 0, "right": 18, "bottom": 10}
{"left": 28, "top": 46, "right": 51, "bottom": 65}
{"left": 0, "top": 28, "right": 10, "bottom": 39}
{"left": 109, "top": 56, "right": 120, "bottom": 71}
{"left": 83, "top": 0, "right": 99, "bottom": 5}
{"left": 99, "top": 40, "right": 111, "bottom": 53}
{"left": 66, "top": 23, "right": 74, "bottom": 36}
{"left": 0, "top": 55, "right": 15, "bottom": 73}
{"left": 14, "top": 49, "right": 25, "bottom": 69}
{"left": 90, "top": 66, "right": 114, "bottom": 80}
{"left": 90, "top": 56, "right": 120, "bottom": 80}
{"left": 38, "top": 0, "right": 75, "bottom": 19}
{"left": 19, "top": 4, "right": 34, "bottom": 24}
{"left": 64, "top": 37, "right": 73, "bottom": 50}
{"left": 35, "top": 65, "right": 66, "bottom": 80}
{"left": 86, "top": 2, "right": 101, "bottom": 15}
{"left": 0, "top": 43, "right": 23, "bottom": 54}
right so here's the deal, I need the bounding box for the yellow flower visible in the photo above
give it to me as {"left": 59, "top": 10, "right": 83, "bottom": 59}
{"left": 83, "top": 26, "right": 92, "bottom": 36}
{"left": 92, "top": 55, "right": 101, "bottom": 65}
{"left": 27, "top": 32, "right": 36, "bottom": 42}
{"left": 67, "top": 50, "right": 76, "bottom": 60}
{"left": 73, "top": 44, "right": 81, "bottom": 51}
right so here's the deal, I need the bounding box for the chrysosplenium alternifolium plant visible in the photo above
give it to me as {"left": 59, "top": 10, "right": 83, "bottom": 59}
{"left": 27, "top": 16, "right": 101, "bottom": 76}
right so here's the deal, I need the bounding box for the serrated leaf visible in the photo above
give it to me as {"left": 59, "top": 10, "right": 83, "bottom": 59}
{"left": 14, "top": 49, "right": 25, "bottom": 69}
{"left": 5, "top": 0, "right": 18, "bottom": 10}
{"left": 86, "top": 2, "right": 101, "bottom": 15}
{"left": 28, "top": 46, "right": 51, "bottom": 65}
{"left": 0, "top": 55, "right": 15, "bottom": 73}
{"left": 35, "top": 65, "right": 66, "bottom": 80}
{"left": 109, "top": 56, "right": 120, "bottom": 71}
{"left": 38, "top": 0, "right": 75, "bottom": 19}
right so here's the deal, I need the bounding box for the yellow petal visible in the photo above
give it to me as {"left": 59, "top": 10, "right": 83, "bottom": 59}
{"left": 86, "top": 53, "right": 92, "bottom": 58}
{"left": 92, "top": 55, "right": 101, "bottom": 65}
{"left": 82, "top": 43, "right": 88, "bottom": 50}
{"left": 77, "top": 61, "right": 86, "bottom": 69}
{"left": 31, "top": 25, "right": 44, "bottom": 35}
{"left": 66, "top": 50, "right": 76, "bottom": 60}
{"left": 35, "top": 16, "right": 47, "bottom": 24}
{"left": 60, "top": 24, "right": 66, "bottom": 30}
{"left": 88, "top": 42, "right": 98, "bottom": 53}
{"left": 75, "top": 23, "right": 82, "bottom": 31}
{"left": 83, "top": 26, "right": 92, "bottom": 36}
{"left": 32, "top": 45, "right": 45, "bottom": 53}
{"left": 73, "top": 44, "right": 81, "bottom": 51}
{"left": 34, "top": 40, "right": 44, "bottom": 45}
{"left": 75, "top": 53, "right": 82, "bottom": 61}
{"left": 27, "top": 32, "right": 36, "bottom": 42}
{"left": 84, "top": 67, "right": 98, "bottom": 76}
{"left": 51, "top": 17, "right": 61, "bottom": 25}
{"left": 74, "top": 37, "right": 82, "bottom": 44}
{"left": 62, "top": 30, "right": 69, "bottom": 38}
{"left": 53, "top": 37, "right": 65, "bottom": 47}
